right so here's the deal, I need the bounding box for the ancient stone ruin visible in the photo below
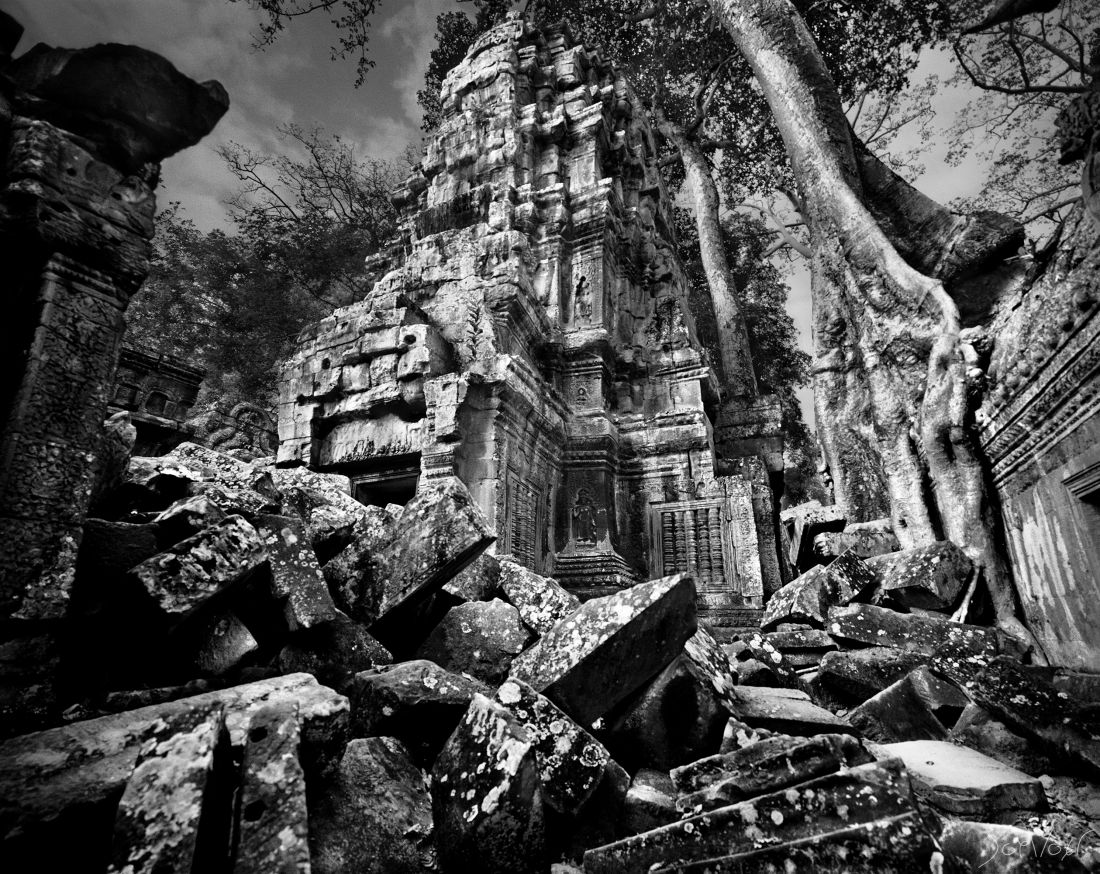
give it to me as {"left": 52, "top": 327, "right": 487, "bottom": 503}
{"left": 278, "top": 16, "right": 784, "bottom": 631}
{"left": 2, "top": 10, "right": 1100, "bottom": 874}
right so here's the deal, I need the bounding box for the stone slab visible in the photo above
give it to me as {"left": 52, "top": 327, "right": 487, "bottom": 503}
{"left": 827, "top": 602, "right": 1020, "bottom": 658}
{"left": 816, "top": 646, "right": 930, "bottom": 704}
{"left": 234, "top": 703, "right": 310, "bottom": 874}
{"left": 760, "top": 550, "right": 875, "bottom": 631}
{"left": 256, "top": 513, "right": 337, "bottom": 631}
{"left": 509, "top": 574, "right": 697, "bottom": 726}
{"left": 724, "top": 685, "right": 853, "bottom": 736}
{"left": 869, "top": 540, "right": 972, "bottom": 611}
{"left": 880, "top": 739, "right": 1046, "bottom": 816}
{"left": 499, "top": 559, "right": 580, "bottom": 635}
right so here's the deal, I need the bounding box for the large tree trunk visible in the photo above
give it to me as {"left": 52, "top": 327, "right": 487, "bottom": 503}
{"left": 704, "top": 0, "right": 1041, "bottom": 654}
{"left": 655, "top": 111, "right": 758, "bottom": 396}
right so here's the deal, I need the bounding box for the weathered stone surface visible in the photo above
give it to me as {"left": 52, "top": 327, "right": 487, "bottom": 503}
{"left": 881, "top": 739, "right": 1046, "bottom": 817}
{"left": 816, "top": 646, "right": 930, "bottom": 704}
{"left": 76, "top": 517, "right": 161, "bottom": 582}
{"left": 509, "top": 574, "right": 697, "bottom": 726}
{"left": 432, "top": 694, "right": 545, "bottom": 874}
{"left": 601, "top": 629, "right": 739, "bottom": 773}
{"left": 330, "top": 478, "right": 495, "bottom": 627}
{"left": 671, "top": 733, "right": 871, "bottom": 812}
{"left": 416, "top": 598, "right": 530, "bottom": 685}
{"left": 234, "top": 703, "right": 310, "bottom": 874}
{"left": 9, "top": 43, "right": 228, "bottom": 170}
{"left": 848, "top": 671, "right": 951, "bottom": 743}
{"left": 152, "top": 494, "right": 228, "bottom": 547}
{"left": 170, "top": 606, "right": 260, "bottom": 677}
{"left": 499, "top": 559, "right": 580, "bottom": 635}
{"left": 762, "top": 627, "right": 838, "bottom": 668}
{"left": 868, "top": 540, "right": 972, "bottom": 611}
{"left": 827, "top": 601, "right": 1021, "bottom": 658}
{"left": 813, "top": 517, "right": 900, "bottom": 561}
{"left": 127, "top": 515, "right": 266, "bottom": 616}
{"left": 0, "top": 632, "right": 62, "bottom": 738}
{"left": 348, "top": 659, "right": 489, "bottom": 764}
{"left": 0, "top": 672, "right": 348, "bottom": 852}
{"left": 583, "top": 758, "right": 933, "bottom": 874}
{"left": 731, "top": 632, "right": 802, "bottom": 688}
{"left": 276, "top": 611, "right": 391, "bottom": 691}
{"left": 496, "top": 678, "right": 613, "bottom": 816}
{"left": 107, "top": 702, "right": 229, "bottom": 874}
{"left": 443, "top": 552, "right": 502, "bottom": 601}
{"left": 723, "top": 685, "right": 853, "bottom": 736}
{"left": 623, "top": 769, "right": 679, "bottom": 836}
{"left": 939, "top": 820, "right": 1090, "bottom": 873}
{"left": 310, "top": 736, "right": 437, "bottom": 874}
{"left": 760, "top": 550, "right": 875, "bottom": 630}
{"left": 256, "top": 513, "right": 337, "bottom": 630}
{"left": 950, "top": 702, "right": 1060, "bottom": 777}
{"left": 89, "top": 410, "right": 137, "bottom": 512}
{"left": 932, "top": 652, "right": 1100, "bottom": 779}
{"left": 272, "top": 468, "right": 369, "bottom": 563}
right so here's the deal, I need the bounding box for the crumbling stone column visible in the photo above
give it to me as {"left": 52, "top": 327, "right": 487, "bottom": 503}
{"left": 0, "top": 19, "right": 228, "bottom": 622}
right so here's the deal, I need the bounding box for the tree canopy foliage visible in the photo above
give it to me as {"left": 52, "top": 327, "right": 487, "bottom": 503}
{"left": 128, "top": 125, "right": 403, "bottom": 409}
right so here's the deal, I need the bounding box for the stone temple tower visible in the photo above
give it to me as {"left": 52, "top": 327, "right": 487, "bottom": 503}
{"left": 278, "top": 15, "right": 784, "bottom": 635}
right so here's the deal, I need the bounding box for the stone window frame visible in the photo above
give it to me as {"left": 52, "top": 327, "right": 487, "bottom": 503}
{"left": 647, "top": 496, "right": 739, "bottom": 593}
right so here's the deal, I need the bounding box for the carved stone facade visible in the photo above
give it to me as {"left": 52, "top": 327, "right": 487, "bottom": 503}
{"left": 0, "top": 36, "right": 226, "bottom": 622}
{"left": 109, "top": 344, "right": 204, "bottom": 455}
{"left": 279, "top": 16, "right": 780, "bottom": 633}
{"left": 977, "top": 84, "right": 1100, "bottom": 670}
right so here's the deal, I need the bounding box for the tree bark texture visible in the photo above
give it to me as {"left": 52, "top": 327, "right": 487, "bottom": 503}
{"left": 655, "top": 111, "right": 759, "bottom": 396}
{"left": 704, "top": 0, "right": 1040, "bottom": 653}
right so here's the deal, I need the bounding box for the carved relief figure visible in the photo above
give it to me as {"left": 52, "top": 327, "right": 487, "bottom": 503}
{"left": 574, "top": 274, "right": 593, "bottom": 323}
{"left": 572, "top": 487, "right": 596, "bottom": 544}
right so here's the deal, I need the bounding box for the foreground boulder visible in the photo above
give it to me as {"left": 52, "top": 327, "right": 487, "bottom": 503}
{"left": 868, "top": 540, "right": 972, "bottom": 611}
{"left": 583, "top": 758, "right": 936, "bottom": 873}
{"left": 310, "top": 737, "right": 437, "bottom": 874}
{"left": 498, "top": 560, "right": 580, "bottom": 635}
{"left": 107, "top": 703, "right": 230, "bottom": 874}
{"left": 416, "top": 598, "right": 530, "bottom": 684}
{"left": 760, "top": 550, "right": 875, "bottom": 630}
{"left": 431, "top": 694, "right": 546, "bottom": 874}
{"left": 347, "top": 660, "right": 489, "bottom": 764}
{"left": 880, "top": 739, "right": 1046, "bottom": 818}
{"left": 827, "top": 602, "right": 1023, "bottom": 658}
{"left": 509, "top": 574, "right": 697, "bottom": 726}
{"left": 0, "top": 672, "right": 348, "bottom": 865}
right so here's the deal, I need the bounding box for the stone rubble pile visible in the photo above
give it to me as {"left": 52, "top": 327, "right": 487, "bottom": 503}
{"left": 2, "top": 443, "right": 1100, "bottom": 872}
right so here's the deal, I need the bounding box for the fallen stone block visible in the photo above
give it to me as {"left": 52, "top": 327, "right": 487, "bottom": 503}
{"left": 762, "top": 627, "right": 838, "bottom": 668}
{"left": 497, "top": 678, "right": 614, "bottom": 816}
{"left": 169, "top": 606, "right": 261, "bottom": 678}
{"left": 950, "top": 701, "right": 1060, "bottom": 776}
{"left": 827, "top": 602, "right": 1021, "bottom": 658}
{"left": 0, "top": 632, "right": 62, "bottom": 738}
{"left": 327, "top": 479, "right": 495, "bottom": 628}
{"left": 127, "top": 515, "right": 267, "bottom": 617}
{"left": 499, "top": 559, "right": 580, "bottom": 635}
{"left": 939, "top": 820, "right": 1090, "bottom": 873}
{"left": 189, "top": 481, "right": 280, "bottom": 518}
{"left": 167, "top": 442, "right": 280, "bottom": 503}
{"left": 276, "top": 611, "right": 391, "bottom": 692}
{"left": 107, "top": 703, "right": 230, "bottom": 874}
{"left": 813, "top": 517, "right": 900, "bottom": 561}
{"left": 760, "top": 550, "right": 875, "bottom": 630}
{"left": 718, "top": 715, "right": 775, "bottom": 753}
{"left": 234, "top": 703, "right": 310, "bottom": 874}
{"left": 77, "top": 518, "right": 160, "bottom": 583}
{"left": 152, "top": 495, "right": 227, "bottom": 547}
{"left": 723, "top": 685, "right": 854, "bottom": 736}
{"left": 509, "top": 574, "right": 697, "bottom": 727}
{"left": 0, "top": 671, "right": 349, "bottom": 861}
{"left": 310, "top": 736, "right": 436, "bottom": 874}
{"left": 816, "top": 646, "right": 929, "bottom": 704}
{"left": 276, "top": 474, "right": 369, "bottom": 564}
{"left": 670, "top": 732, "right": 872, "bottom": 812}
{"left": 600, "top": 631, "right": 738, "bottom": 772}
{"left": 416, "top": 598, "right": 531, "bottom": 685}
{"left": 347, "top": 659, "right": 489, "bottom": 765}
{"left": 932, "top": 652, "right": 1100, "bottom": 780}
{"left": 443, "top": 552, "right": 502, "bottom": 602}
{"left": 732, "top": 631, "right": 802, "bottom": 687}
{"left": 432, "top": 694, "right": 546, "bottom": 874}
{"left": 848, "top": 670, "right": 951, "bottom": 743}
{"left": 868, "top": 540, "right": 971, "bottom": 611}
{"left": 622, "top": 769, "right": 679, "bottom": 836}
{"left": 256, "top": 513, "right": 338, "bottom": 630}
{"left": 880, "top": 739, "right": 1046, "bottom": 818}
{"left": 583, "top": 758, "right": 932, "bottom": 874}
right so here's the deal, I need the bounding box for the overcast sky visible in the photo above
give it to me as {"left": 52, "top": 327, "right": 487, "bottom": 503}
{"left": 13, "top": 1, "right": 993, "bottom": 428}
